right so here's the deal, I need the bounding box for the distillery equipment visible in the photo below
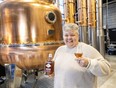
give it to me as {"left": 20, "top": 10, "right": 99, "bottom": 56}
{"left": 62, "top": 0, "right": 105, "bottom": 56}
{"left": 0, "top": 0, "right": 63, "bottom": 87}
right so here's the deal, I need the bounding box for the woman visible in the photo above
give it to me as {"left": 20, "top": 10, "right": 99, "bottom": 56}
{"left": 53, "top": 23, "right": 111, "bottom": 88}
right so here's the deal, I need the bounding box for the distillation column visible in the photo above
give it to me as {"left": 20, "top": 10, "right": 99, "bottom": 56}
{"left": 63, "top": 0, "right": 75, "bottom": 23}
{"left": 77, "top": 0, "right": 88, "bottom": 43}
{"left": 87, "top": 0, "right": 97, "bottom": 48}
{"left": 96, "top": 0, "right": 105, "bottom": 56}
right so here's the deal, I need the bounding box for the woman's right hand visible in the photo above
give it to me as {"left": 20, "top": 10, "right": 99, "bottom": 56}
{"left": 76, "top": 56, "right": 89, "bottom": 67}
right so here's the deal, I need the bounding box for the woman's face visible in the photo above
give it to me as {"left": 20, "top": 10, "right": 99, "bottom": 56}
{"left": 63, "top": 30, "right": 79, "bottom": 48}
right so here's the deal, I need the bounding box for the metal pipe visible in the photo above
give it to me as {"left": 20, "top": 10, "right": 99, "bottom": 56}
{"left": 77, "top": 0, "right": 87, "bottom": 26}
{"left": 106, "top": 0, "right": 110, "bottom": 47}
{"left": 63, "top": 0, "right": 69, "bottom": 22}
{"left": 96, "top": 0, "right": 105, "bottom": 57}
{"left": 68, "top": 0, "right": 75, "bottom": 23}
{"left": 87, "top": 0, "right": 97, "bottom": 48}
{"left": 87, "top": 0, "right": 92, "bottom": 45}
{"left": 77, "top": 0, "right": 82, "bottom": 24}
{"left": 77, "top": 0, "right": 88, "bottom": 43}
{"left": 63, "top": 0, "right": 75, "bottom": 23}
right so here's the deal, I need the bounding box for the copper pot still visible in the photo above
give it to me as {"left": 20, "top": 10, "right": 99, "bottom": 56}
{"left": 0, "top": 0, "right": 63, "bottom": 70}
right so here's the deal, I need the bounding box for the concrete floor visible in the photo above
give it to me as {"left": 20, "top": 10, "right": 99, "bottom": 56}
{"left": 98, "top": 54, "right": 116, "bottom": 88}
{"left": 0, "top": 54, "right": 116, "bottom": 88}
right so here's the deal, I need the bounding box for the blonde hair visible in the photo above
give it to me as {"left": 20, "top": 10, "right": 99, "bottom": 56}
{"left": 63, "top": 23, "right": 79, "bottom": 34}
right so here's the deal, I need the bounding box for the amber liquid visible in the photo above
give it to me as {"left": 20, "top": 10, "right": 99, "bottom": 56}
{"left": 74, "top": 53, "right": 83, "bottom": 58}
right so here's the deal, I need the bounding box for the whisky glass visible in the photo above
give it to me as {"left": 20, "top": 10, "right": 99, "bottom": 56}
{"left": 74, "top": 45, "right": 83, "bottom": 58}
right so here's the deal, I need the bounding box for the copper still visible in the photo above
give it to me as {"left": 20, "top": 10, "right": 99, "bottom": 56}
{"left": 0, "top": 0, "right": 63, "bottom": 70}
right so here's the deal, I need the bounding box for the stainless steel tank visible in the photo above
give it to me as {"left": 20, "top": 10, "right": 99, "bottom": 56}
{"left": 0, "top": 0, "right": 63, "bottom": 70}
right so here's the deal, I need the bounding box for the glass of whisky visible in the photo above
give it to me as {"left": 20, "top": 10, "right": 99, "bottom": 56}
{"left": 74, "top": 45, "right": 83, "bottom": 58}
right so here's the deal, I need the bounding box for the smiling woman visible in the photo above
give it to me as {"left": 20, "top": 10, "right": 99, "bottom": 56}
{"left": 63, "top": 23, "right": 79, "bottom": 48}
{"left": 53, "top": 23, "right": 111, "bottom": 88}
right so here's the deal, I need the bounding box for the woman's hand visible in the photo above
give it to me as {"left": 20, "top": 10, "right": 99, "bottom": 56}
{"left": 76, "top": 57, "right": 89, "bottom": 67}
